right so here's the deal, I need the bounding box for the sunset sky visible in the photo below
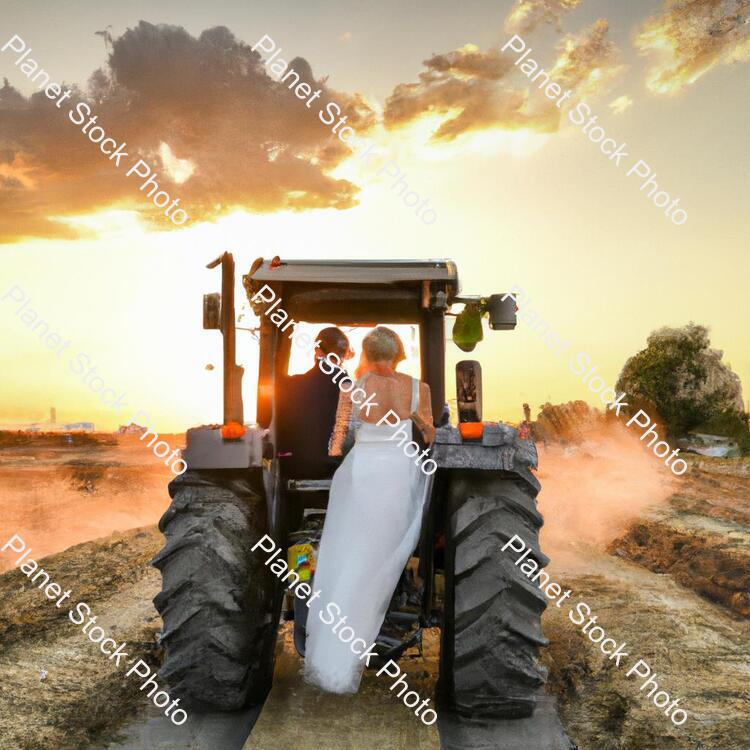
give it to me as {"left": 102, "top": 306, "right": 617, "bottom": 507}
{"left": 2, "top": 0, "right": 749, "bottom": 431}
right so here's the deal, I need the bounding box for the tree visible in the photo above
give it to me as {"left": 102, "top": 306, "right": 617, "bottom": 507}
{"left": 616, "top": 323, "right": 745, "bottom": 438}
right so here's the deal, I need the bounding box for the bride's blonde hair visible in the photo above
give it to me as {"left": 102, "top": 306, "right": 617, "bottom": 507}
{"left": 362, "top": 326, "right": 405, "bottom": 364}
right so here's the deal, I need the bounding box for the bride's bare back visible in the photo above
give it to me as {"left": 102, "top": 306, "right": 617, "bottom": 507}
{"left": 360, "top": 372, "right": 429, "bottom": 422}
{"left": 329, "top": 371, "right": 434, "bottom": 455}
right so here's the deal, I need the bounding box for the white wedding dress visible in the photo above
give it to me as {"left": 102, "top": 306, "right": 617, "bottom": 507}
{"left": 304, "top": 376, "right": 427, "bottom": 694}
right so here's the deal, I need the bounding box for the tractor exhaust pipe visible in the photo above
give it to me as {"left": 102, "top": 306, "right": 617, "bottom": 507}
{"left": 206, "top": 252, "right": 244, "bottom": 426}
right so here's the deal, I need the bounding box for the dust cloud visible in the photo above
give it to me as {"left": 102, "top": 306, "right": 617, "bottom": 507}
{"left": 535, "top": 417, "right": 677, "bottom": 560}
{"left": 1, "top": 424, "right": 678, "bottom": 573}
{"left": 0, "top": 435, "right": 176, "bottom": 571}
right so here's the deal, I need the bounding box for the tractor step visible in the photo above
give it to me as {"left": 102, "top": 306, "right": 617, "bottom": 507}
{"left": 287, "top": 479, "right": 333, "bottom": 492}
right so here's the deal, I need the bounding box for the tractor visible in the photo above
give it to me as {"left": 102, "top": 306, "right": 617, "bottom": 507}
{"left": 153, "top": 253, "right": 555, "bottom": 728}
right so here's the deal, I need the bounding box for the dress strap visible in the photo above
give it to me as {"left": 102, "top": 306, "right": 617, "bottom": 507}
{"left": 410, "top": 377, "right": 419, "bottom": 414}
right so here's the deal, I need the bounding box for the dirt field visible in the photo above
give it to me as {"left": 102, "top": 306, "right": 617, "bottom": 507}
{"left": 0, "top": 527, "right": 164, "bottom": 750}
{"left": 0, "top": 432, "right": 748, "bottom": 749}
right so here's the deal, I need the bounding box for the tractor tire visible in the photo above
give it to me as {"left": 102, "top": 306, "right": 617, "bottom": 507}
{"left": 152, "top": 471, "right": 280, "bottom": 711}
{"left": 440, "top": 470, "right": 549, "bottom": 719}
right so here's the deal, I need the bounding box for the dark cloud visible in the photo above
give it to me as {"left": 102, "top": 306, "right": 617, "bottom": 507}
{"left": 384, "top": 44, "right": 556, "bottom": 139}
{"left": 422, "top": 47, "right": 514, "bottom": 80}
{"left": 385, "top": 21, "right": 623, "bottom": 142}
{"left": 0, "top": 22, "right": 375, "bottom": 242}
{"left": 635, "top": 0, "right": 750, "bottom": 94}
{"left": 0, "top": 175, "right": 22, "bottom": 188}
{"left": 0, "top": 77, "right": 27, "bottom": 109}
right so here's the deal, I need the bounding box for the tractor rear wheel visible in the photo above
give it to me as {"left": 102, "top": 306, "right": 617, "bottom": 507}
{"left": 440, "top": 470, "right": 549, "bottom": 718}
{"left": 153, "top": 471, "right": 280, "bottom": 711}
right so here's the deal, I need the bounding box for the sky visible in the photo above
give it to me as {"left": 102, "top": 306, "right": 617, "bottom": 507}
{"left": 1, "top": 0, "right": 749, "bottom": 431}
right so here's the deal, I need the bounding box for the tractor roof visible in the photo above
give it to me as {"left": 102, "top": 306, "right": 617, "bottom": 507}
{"left": 248, "top": 258, "right": 459, "bottom": 291}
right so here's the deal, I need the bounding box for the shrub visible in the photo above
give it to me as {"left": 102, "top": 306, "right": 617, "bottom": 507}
{"left": 616, "top": 323, "right": 746, "bottom": 439}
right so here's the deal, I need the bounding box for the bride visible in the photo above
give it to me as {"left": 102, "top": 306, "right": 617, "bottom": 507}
{"left": 304, "top": 326, "right": 435, "bottom": 694}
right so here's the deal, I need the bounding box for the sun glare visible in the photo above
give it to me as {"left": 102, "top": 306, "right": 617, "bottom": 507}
{"left": 159, "top": 143, "right": 196, "bottom": 184}
{"left": 55, "top": 209, "right": 144, "bottom": 236}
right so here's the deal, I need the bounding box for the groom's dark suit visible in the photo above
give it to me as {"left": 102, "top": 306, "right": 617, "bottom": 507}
{"left": 276, "top": 362, "right": 342, "bottom": 480}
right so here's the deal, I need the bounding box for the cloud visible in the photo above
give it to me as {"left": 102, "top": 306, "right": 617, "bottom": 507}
{"left": 548, "top": 19, "right": 626, "bottom": 99}
{"left": 0, "top": 175, "right": 23, "bottom": 189}
{"left": 0, "top": 22, "right": 375, "bottom": 242}
{"left": 504, "top": 0, "right": 584, "bottom": 34}
{"left": 384, "top": 21, "right": 623, "bottom": 142}
{"left": 635, "top": 0, "right": 750, "bottom": 95}
{"left": 421, "top": 44, "right": 515, "bottom": 80}
{"left": 383, "top": 44, "right": 547, "bottom": 142}
{"left": 609, "top": 94, "right": 633, "bottom": 114}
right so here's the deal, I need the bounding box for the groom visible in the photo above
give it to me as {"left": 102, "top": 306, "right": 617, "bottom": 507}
{"left": 277, "top": 326, "right": 352, "bottom": 480}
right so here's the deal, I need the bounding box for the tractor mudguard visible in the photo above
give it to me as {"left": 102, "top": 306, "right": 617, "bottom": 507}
{"left": 181, "top": 424, "right": 265, "bottom": 470}
{"left": 431, "top": 423, "right": 539, "bottom": 492}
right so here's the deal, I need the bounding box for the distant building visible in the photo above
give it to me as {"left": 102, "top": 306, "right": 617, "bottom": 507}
{"left": 0, "top": 421, "right": 95, "bottom": 433}
{"left": 117, "top": 423, "right": 147, "bottom": 435}
{"left": 0, "top": 403, "right": 93, "bottom": 433}
{"left": 62, "top": 422, "right": 95, "bottom": 433}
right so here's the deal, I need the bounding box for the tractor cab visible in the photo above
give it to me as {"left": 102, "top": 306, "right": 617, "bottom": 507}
{"left": 188, "top": 253, "right": 519, "bottom": 537}
{"left": 246, "top": 257, "right": 462, "bottom": 437}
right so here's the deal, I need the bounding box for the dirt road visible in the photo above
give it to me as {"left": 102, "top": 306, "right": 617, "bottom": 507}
{"left": 247, "top": 627, "right": 572, "bottom": 750}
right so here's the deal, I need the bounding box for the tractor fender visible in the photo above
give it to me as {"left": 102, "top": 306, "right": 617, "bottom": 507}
{"left": 431, "top": 423, "right": 540, "bottom": 493}
{"left": 181, "top": 424, "right": 265, "bottom": 471}
{"left": 179, "top": 425, "right": 283, "bottom": 543}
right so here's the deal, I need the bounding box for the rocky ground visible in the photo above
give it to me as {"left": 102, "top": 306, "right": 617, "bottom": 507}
{"left": 542, "top": 550, "right": 750, "bottom": 749}
{"left": 0, "top": 433, "right": 748, "bottom": 749}
{"left": 541, "top": 455, "right": 750, "bottom": 750}
{"left": 610, "top": 464, "right": 750, "bottom": 617}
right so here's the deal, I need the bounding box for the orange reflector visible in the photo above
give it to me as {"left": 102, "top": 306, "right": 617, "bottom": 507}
{"left": 221, "top": 422, "right": 247, "bottom": 439}
{"left": 459, "top": 422, "right": 484, "bottom": 440}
